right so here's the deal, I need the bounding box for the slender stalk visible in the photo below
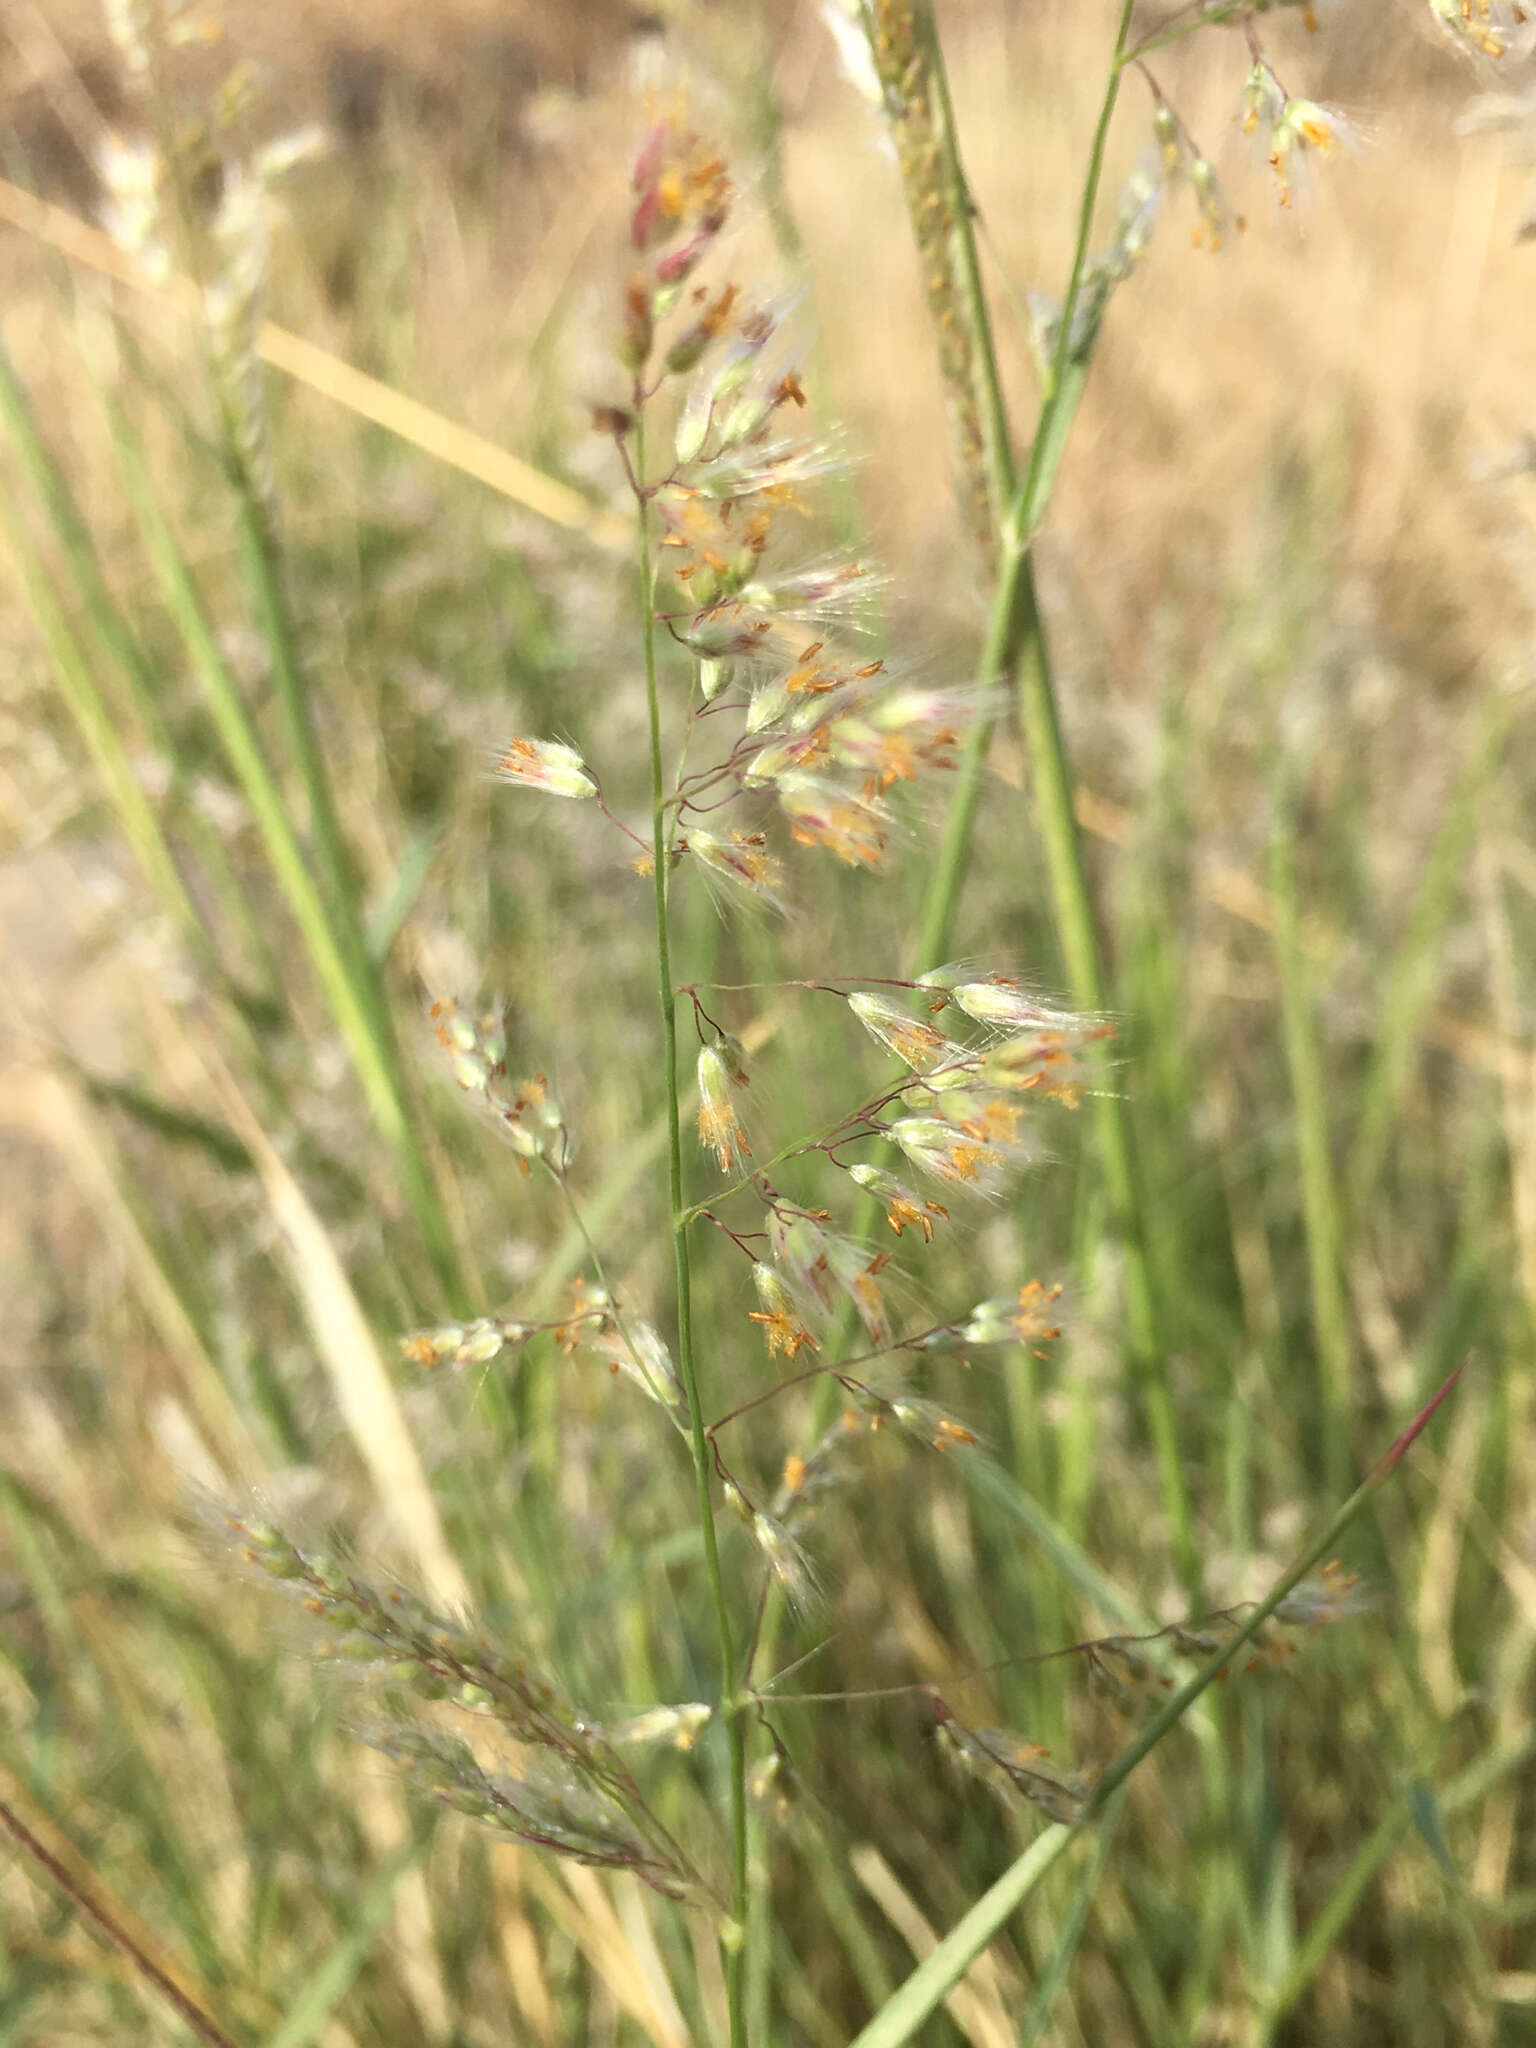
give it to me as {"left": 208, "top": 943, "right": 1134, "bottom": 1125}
{"left": 0, "top": 1792, "right": 244, "bottom": 2048}
{"left": 634, "top": 416, "right": 748, "bottom": 2048}
{"left": 103, "top": 399, "right": 460, "bottom": 1302}
{"left": 227, "top": 486, "right": 367, "bottom": 955}
{"left": 864, "top": 2, "right": 1202, "bottom": 1595}
{"left": 0, "top": 484, "right": 197, "bottom": 936}
{"left": 0, "top": 334, "right": 282, "bottom": 997}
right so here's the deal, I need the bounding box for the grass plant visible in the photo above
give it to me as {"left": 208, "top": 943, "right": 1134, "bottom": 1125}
{"left": 1, "top": 1, "right": 1533, "bottom": 2043}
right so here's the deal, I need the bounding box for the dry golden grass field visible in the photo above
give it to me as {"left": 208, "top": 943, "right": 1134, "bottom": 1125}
{"left": 1, "top": 2, "right": 1534, "bottom": 2044}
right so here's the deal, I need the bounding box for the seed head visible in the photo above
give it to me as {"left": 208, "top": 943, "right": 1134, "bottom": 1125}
{"left": 400, "top": 1317, "right": 530, "bottom": 1372}
{"left": 848, "top": 991, "right": 964, "bottom": 1072}
{"left": 948, "top": 978, "right": 1081, "bottom": 1035}
{"left": 748, "top": 1261, "right": 820, "bottom": 1360}
{"left": 697, "top": 1041, "right": 751, "bottom": 1173}
{"left": 493, "top": 737, "right": 598, "bottom": 800}
{"left": 889, "top": 1397, "right": 977, "bottom": 1454}
{"left": 824, "top": 1236, "right": 894, "bottom": 1347}
{"left": 605, "top": 1702, "right": 714, "bottom": 1750}
{"left": 959, "top": 1280, "right": 1064, "bottom": 1352}
{"left": 767, "top": 1209, "right": 838, "bottom": 1321}
{"left": 775, "top": 773, "right": 891, "bottom": 867}
{"left": 847, "top": 1163, "right": 948, "bottom": 1242}
{"left": 890, "top": 1115, "right": 1004, "bottom": 1191}
{"left": 751, "top": 1509, "right": 821, "bottom": 1615}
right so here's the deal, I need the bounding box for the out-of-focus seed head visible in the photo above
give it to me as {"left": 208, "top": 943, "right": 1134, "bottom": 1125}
{"left": 1428, "top": 0, "right": 1533, "bottom": 55}
{"left": 400, "top": 1317, "right": 530, "bottom": 1372}
{"left": 493, "top": 736, "right": 598, "bottom": 800}
{"left": 825, "top": 1236, "right": 894, "bottom": 1347}
{"left": 934, "top": 1702, "right": 1088, "bottom": 1825}
{"left": 775, "top": 773, "right": 891, "bottom": 868}
{"left": 1275, "top": 1559, "right": 1372, "bottom": 1626}
{"left": 748, "top": 1748, "right": 800, "bottom": 1825}
{"left": 586, "top": 1314, "right": 691, "bottom": 1434}
{"left": 889, "top": 1397, "right": 977, "bottom": 1454}
{"left": 606, "top": 1702, "right": 714, "bottom": 1749}
{"left": 767, "top": 1209, "right": 838, "bottom": 1323}
{"left": 751, "top": 1509, "right": 821, "bottom": 1614}
{"left": 959, "top": 1280, "right": 1064, "bottom": 1352}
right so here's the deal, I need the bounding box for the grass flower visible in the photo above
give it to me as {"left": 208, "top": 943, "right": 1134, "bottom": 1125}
{"left": 847, "top": 990, "right": 963, "bottom": 1072}
{"left": 847, "top": 1163, "right": 949, "bottom": 1242}
{"left": 492, "top": 736, "right": 599, "bottom": 799}
{"left": 698, "top": 1040, "right": 752, "bottom": 1173}
{"left": 749, "top": 1261, "right": 821, "bottom": 1360}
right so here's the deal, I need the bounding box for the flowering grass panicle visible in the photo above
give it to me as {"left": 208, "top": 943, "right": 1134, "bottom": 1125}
{"left": 181, "top": 50, "right": 1451, "bottom": 2042}
{"left": 222, "top": 1510, "right": 707, "bottom": 1900}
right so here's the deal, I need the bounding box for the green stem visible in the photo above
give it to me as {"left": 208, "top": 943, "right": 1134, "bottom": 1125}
{"left": 916, "top": 1, "right": 1201, "bottom": 1597}
{"left": 220, "top": 452, "right": 464, "bottom": 1302}
{"left": 0, "top": 336, "right": 276, "bottom": 995}
{"left": 635, "top": 417, "right": 748, "bottom": 2047}
{"left": 103, "top": 397, "right": 458, "bottom": 1305}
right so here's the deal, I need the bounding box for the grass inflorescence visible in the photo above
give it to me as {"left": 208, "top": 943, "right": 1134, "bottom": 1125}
{"left": 0, "top": 3, "right": 1531, "bottom": 2045}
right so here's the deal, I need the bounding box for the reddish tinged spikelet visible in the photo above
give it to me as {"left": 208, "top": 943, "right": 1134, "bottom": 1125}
{"left": 933, "top": 1698, "right": 1088, "bottom": 1825}
{"left": 629, "top": 120, "right": 731, "bottom": 261}
{"left": 686, "top": 828, "right": 787, "bottom": 910}
{"left": 847, "top": 991, "right": 963, "bottom": 1073}
{"left": 492, "top": 736, "right": 597, "bottom": 800}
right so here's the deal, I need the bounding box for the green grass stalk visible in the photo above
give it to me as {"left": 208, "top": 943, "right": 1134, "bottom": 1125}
{"left": 0, "top": 482, "right": 197, "bottom": 938}
{"left": 910, "top": 0, "right": 1200, "bottom": 1597}
{"left": 102, "top": 397, "right": 460, "bottom": 1301}
{"left": 635, "top": 417, "right": 748, "bottom": 2048}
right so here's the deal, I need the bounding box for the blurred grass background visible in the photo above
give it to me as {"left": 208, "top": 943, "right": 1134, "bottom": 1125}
{"left": 1, "top": 0, "right": 1534, "bottom": 2042}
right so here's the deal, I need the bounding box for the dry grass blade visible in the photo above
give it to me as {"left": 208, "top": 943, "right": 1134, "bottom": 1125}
{"left": 0, "top": 1764, "right": 245, "bottom": 2048}
{"left": 0, "top": 176, "right": 630, "bottom": 548}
